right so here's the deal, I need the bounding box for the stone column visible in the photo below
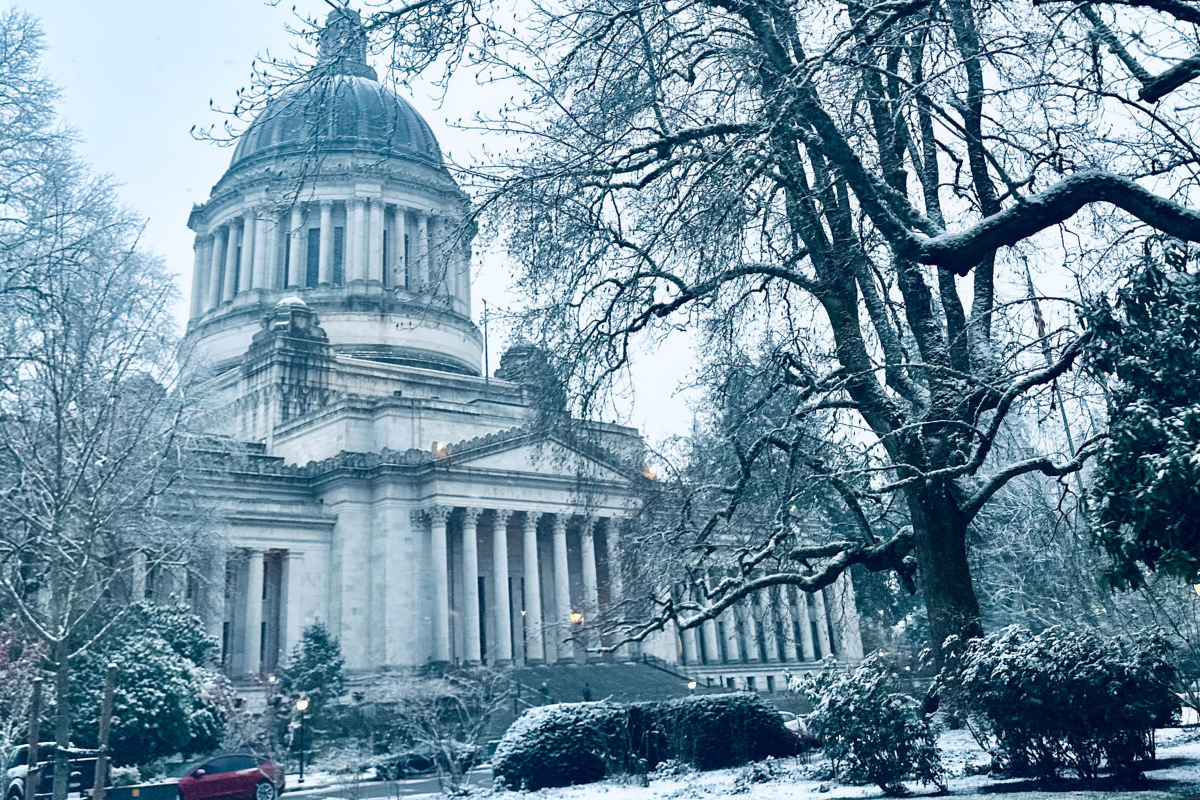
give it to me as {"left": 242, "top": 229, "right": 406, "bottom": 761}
{"left": 368, "top": 199, "right": 385, "bottom": 283}
{"left": 252, "top": 211, "right": 271, "bottom": 289}
{"left": 426, "top": 507, "right": 451, "bottom": 663}
{"left": 580, "top": 517, "right": 599, "bottom": 630}
{"left": 416, "top": 213, "right": 430, "bottom": 289}
{"left": 741, "top": 599, "right": 762, "bottom": 662}
{"left": 778, "top": 586, "right": 799, "bottom": 663}
{"left": 522, "top": 512, "right": 544, "bottom": 664}
{"left": 207, "top": 550, "right": 226, "bottom": 657}
{"left": 288, "top": 207, "right": 305, "bottom": 288}
{"left": 238, "top": 214, "right": 255, "bottom": 293}
{"left": 189, "top": 235, "right": 208, "bottom": 319}
{"left": 395, "top": 208, "right": 409, "bottom": 289}
{"left": 347, "top": 198, "right": 366, "bottom": 282}
{"left": 268, "top": 212, "right": 283, "bottom": 288}
{"left": 798, "top": 591, "right": 817, "bottom": 661}
{"left": 318, "top": 201, "right": 334, "bottom": 285}
{"left": 758, "top": 589, "right": 781, "bottom": 662}
{"left": 604, "top": 519, "right": 628, "bottom": 659}
{"left": 205, "top": 228, "right": 224, "bottom": 311}
{"left": 222, "top": 224, "right": 240, "bottom": 302}
{"left": 132, "top": 550, "right": 147, "bottom": 601}
{"left": 462, "top": 508, "right": 482, "bottom": 664}
{"left": 702, "top": 618, "right": 721, "bottom": 664}
{"left": 813, "top": 588, "right": 833, "bottom": 659}
{"left": 681, "top": 624, "right": 700, "bottom": 665}
{"left": 282, "top": 551, "right": 304, "bottom": 658}
{"left": 552, "top": 513, "right": 572, "bottom": 656}
{"left": 722, "top": 610, "right": 741, "bottom": 663}
{"left": 491, "top": 510, "right": 513, "bottom": 664}
{"left": 245, "top": 549, "right": 264, "bottom": 675}
{"left": 829, "top": 573, "right": 865, "bottom": 659}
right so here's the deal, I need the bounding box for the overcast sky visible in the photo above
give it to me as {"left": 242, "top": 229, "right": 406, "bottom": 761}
{"left": 33, "top": 0, "right": 698, "bottom": 447}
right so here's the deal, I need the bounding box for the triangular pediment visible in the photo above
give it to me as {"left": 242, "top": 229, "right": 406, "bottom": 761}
{"left": 444, "top": 433, "right": 632, "bottom": 483}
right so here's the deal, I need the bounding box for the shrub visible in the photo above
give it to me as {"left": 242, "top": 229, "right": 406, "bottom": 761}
{"left": 492, "top": 702, "right": 628, "bottom": 790}
{"left": 801, "top": 655, "right": 944, "bottom": 795}
{"left": 958, "top": 626, "right": 1178, "bottom": 781}
{"left": 492, "top": 693, "right": 793, "bottom": 790}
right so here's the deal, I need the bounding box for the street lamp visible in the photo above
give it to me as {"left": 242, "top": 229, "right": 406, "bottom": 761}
{"left": 294, "top": 696, "right": 310, "bottom": 784}
{"left": 687, "top": 680, "right": 697, "bottom": 693}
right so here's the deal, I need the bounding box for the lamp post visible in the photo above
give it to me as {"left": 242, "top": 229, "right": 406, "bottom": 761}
{"left": 687, "top": 680, "right": 697, "bottom": 694}
{"left": 294, "top": 696, "right": 309, "bottom": 784}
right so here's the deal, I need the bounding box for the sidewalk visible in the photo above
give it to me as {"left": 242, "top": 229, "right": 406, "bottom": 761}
{"left": 281, "top": 767, "right": 492, "bottom": 799}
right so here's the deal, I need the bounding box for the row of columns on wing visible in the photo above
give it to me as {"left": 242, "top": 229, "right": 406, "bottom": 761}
{"left": 675, "top": 574, "right": 864, "bottom": 667}
{"left": 189, "top": 199, "right": 468, "bottom": 318}
{"left": 415, "top": 506, "right": 623, "bottom": 666}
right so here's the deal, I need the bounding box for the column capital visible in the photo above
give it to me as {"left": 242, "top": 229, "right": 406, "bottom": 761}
{"left": 463, "top": 507, "right": 483, "bottom": 526}
{"left": 551, "top": 512, "right": 569, "bottom": 533}
{"left": 320, "top": 199, "right": 334, "bottom": 210}
{"left": 493, "top": 509, "right": 514, "bottom": 526}
{"left": 524, "top": 510, "right": 543, "bottom": 528}
{"left": 421, "top": 505, "right": 451, "bottom": 524}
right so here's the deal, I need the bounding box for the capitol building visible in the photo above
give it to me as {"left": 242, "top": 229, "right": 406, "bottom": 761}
{"left": 178, "top": 9, "right": 862, "bottom": 690}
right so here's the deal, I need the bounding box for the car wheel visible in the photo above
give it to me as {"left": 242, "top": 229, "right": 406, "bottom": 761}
{"left": 254, "top": 781, "right": 277, "bottom": 800}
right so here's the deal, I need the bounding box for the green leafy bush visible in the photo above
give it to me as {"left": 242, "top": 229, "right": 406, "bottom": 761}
{"left": 959, "top": 626, "right": 1178, "bottom": 781}
{"left": 492, "top": 693, "right": 793, "bottom": 790}
{"left": 801, "top": 655, "right": 944, "bottom": 795}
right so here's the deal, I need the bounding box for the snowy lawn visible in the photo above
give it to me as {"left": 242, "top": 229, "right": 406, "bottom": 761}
{"left": 485, "top": 727, "right": 1200, "bottom": 800}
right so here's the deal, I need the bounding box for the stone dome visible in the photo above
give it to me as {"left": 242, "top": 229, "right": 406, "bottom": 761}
{"left": 229, "top": 74, "right": 443, "bottom": 170}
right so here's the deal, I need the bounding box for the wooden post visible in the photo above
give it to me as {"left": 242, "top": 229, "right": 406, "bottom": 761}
{"left": 92, "top": 665, "right": 116, "bottom": 800}
{"left": 27, "top": 677, "right": 42, "bottom": 800}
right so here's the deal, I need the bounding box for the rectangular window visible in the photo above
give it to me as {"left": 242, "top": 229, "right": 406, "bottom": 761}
{"left": 306, "top": 229, "right": 320, "bottom": 286}
{"left": 333, "top": 226, "right": 345, "bottom": 284}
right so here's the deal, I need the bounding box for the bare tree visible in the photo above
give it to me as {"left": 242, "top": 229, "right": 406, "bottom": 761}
{"left": 0, "top": 13, "right": 207, "bottom": 800}
{"left": 219, "top": 0, "right": 1200, "bottom": 665}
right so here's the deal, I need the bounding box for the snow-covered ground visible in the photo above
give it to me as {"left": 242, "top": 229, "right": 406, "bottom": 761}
{"left": 477, "top": 727, "right": 1200, "bottom": 800}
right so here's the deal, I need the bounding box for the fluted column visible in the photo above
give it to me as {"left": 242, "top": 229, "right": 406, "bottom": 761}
{"left": 394, "top": 208, "right": 409, "bottom": 289}
{"left": 829, "top": 573, "right": 864, "bottom": 659}
{"left": 814, "top": 588, "right": 833, "bottom": 658}
{"left": 778, "top": 586, "right": 799, "bottom": 663}
{"left": 252, "top": 210, "right": 270, "bottom": 289}
{"left": 552, "top": 513, "right": 572, "bottom": 657}
{"left": 416, "top": 213, "right": 430, "bottom": 290}
{"left": 132, "top": 550, "right": 147, "bottom": 601}
{"left": 287, "top": 207, "right": 305, "bottom": 288}
{"left": 522, "top": 512, "right": 544, "bottom": 664}
{"left": 207, "top": 550, "right": 226, "bottom": 657}
{"left": 759, "top": 589, "right": 781, "bottom": 662}
{"left": 318, "top": 201, "right": 334, "bottom": 285}
{"left": 426, "top": 507, "right": 451, "bottom": 663}
{"left": 462, "top": 508, "right": 482, "bottom": 664}
{"left": 222, "top": 224, "right": 239, "bottom": 303}
{"left": 491, "top": 510, "right": 513, "bottom": 664}
{"left": 205, "top": 227, "right": 224, "bottom": 311}
{"left": 368, "top": 199, "right": 385, "bottom": 283}
{"left": 604, "top": 519, "right": 627, "bottom": 658}
{"left": 702, "top": 618, "right": 720, "bottom": 664}
{"left": 347, "top": 198, "right": 365, "bottom": 282}
{"left": 245, "top": 549, "right": 264, "bottom": 675}
{"left": 722, "top": 610, "right": 741, "bottom": 663}
{"left": 798, "top": 591, "right": 817, "bottom": 661}
{"left": 580, "top": 517, "right": 599, "bottom": 625}
{"left": 741, "top": 599, "right": 761, "bottom": 662}
{"left": 238, "top": 214, "right": 255, "bottom": 293}
{"left": 681, "top": 623, "right": 700, "bottom": 665}
{"left": 189, "top": 235, "right": 208, "bottom": 319}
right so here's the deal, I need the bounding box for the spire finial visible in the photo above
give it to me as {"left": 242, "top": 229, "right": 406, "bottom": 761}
{"left": 317, "top": 7, "right": 378, "bottom": 80}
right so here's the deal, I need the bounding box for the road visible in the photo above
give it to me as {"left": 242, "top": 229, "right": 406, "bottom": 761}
{"left": 282, "top": 769, "right": 492, "bottom": 799}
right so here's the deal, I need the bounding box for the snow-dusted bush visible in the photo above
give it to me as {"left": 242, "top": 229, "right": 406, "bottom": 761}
{"left": 493, "top": 693, "right": 794, "bottom": 789}
{"left": 959, "top": 626, "right": 1178, "bottom": 781}
{"left": 628, "top": 693, "right": 795, "bottom": 771}
{"left": 492, "top": 701, "right": 629, "bottom": 789}
{"left": 801, "top": 655, "right": 944, "bottom": 795}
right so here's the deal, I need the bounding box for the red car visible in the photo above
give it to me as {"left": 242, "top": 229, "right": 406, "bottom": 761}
{"left": 177, "top": 755, "right": 284, "bottom": 800}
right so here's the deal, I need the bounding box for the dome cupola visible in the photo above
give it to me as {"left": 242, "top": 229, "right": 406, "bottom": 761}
{"left": 184, "top": 8, "right": 481, "bottom": 377}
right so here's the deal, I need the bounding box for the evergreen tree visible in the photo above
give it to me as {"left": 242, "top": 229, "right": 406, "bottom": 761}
{"left": 280, "top": 622, "right": 344, "bottom": 714}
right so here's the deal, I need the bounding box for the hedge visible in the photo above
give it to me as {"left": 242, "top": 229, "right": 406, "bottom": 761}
{"left": 493, "top": 693, "right": 794, "bottom": 790}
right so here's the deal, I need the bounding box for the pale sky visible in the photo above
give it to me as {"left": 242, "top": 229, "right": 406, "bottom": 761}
{"left": 33, "top": 0, "right": 699, "bottom": 447}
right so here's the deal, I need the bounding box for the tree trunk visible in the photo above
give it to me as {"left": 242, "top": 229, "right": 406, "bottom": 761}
{"left": 51, "top": 642, "right": 70, "bottom": 800}
{"left": 907, "top": 482, "right": 983, "bottom": 669}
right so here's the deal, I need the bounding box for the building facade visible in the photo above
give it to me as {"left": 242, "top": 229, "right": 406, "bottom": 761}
{"left": 179, "top": 9, "right": 862, "bottom": 688}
